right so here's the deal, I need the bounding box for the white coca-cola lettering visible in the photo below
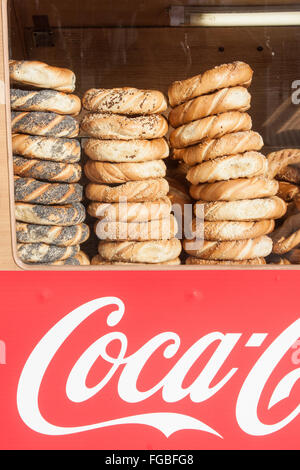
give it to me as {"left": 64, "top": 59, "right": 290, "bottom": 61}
{"left": 16, "top": 297, "right": 300, "bottom": 439}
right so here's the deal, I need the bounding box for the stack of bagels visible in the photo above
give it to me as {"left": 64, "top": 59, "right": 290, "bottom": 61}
{"left": 168, "top": 61, "right": 287, "bottom": 265}
{"left": 81, "top": 87, "right": 182, "bottom": 265}
{"left": 9, "top": 60, "right": 90, "bottom": 266}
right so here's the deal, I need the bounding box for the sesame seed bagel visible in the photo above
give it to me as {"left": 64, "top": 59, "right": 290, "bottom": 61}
{"left": 91, "top": 254, "right": 181, "bottom": 266}
{"left": 81, "top": 113, "right": 168, "bottom": 140}
{"left": 16, "top": 222, "right": 90, "bottom": 246}
{"left": 190, "top": 219, "right": 275, "bottom": 241}
{"left": 186, "top": 257, "right": 266, "bottom": 265}
{"left": 13, "top": 156, "right": 82, "bottom": 183}
{"left": 12, "top": 134, "right": 81, "bottom": 163}
{"left": 88, "top": 197, "right": 172, "bottom": 222}
{"left": 186, "top": 152, "right": 268, "bottom": 185}
{"left": 170, "top": 111, "right": 252, "bottom": 149}
{"left": 82, "top": 88, "right": 167, "bottom": 115}
{"left": 98, "top": 238, "right": 182, "bottom": 263}
{"left": 17, "top": 243, "right": 80, "bottom": 263}
{"left": 194, "top": 196, "right": 287, "bottom": 221}
{"left": 86, "top": 178, "right": 169, "bottom": 203}
{"left": 11, "top": 111, "right": 79, "bottom": 138}
{"left": 169, "top": 86, "right": 251, "bottom": 128}
{"left": 10, "top": 89, "right": 81, "bottom": 115}
{"left": 14, "top": 176, "right": 83, "bottom": 205}
{"left": 168, "top": 61, "right": 253, "bottom": 107}
{"left": 84, "top": 159, "right": 166, "bottom": 184}
{"left": 190, "top": 177, "right": 279, "bottom": 201}
{"left": 15, "top": 202, "right": 86, "bottom": 226}
{"left": 183, "top": 236, "right": 273, "bottom": 260}
{"left": 84, "top": 138, "right": 169, "bottom": 163}
{"left": 173, "top": 131, "right": 263, "bottom": 164}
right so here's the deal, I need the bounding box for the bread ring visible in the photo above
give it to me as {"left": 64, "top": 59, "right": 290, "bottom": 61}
{"left": 84, "top": 159, "right": 166, "bottom": 184}
{"left": 267, "top": 149, "right": 300, "bottom": 179}
{"left": 84, "top": 138, "right": 169, "bottom": 163}
{"left": 15, "top": 202, "right": 86, "bottom": 226}
{"left": 9, "top": 60, "right": 76, "bottom": 93}
{"left": 277, "top": 182, "right": 300, "bottom": 202}
{"left": 12, "top": 134, "right": 81, "bottom": 163}
{"left": 169, "top": 87, "right": 251, "bottom": 128}
{"left": 88, "top": 197, "right": 171, "bottom": 222}
{"left": 168, "top": 61, "right": 253, "bottom": 107}
{"left": 11, "top": 112, "right": 79, "bottom": 138}
{"left": 269, "top": 256, "right": 291, "bottom": 265}
{"left": 82, "top": 88, "right": 167, "bottom": 115}
{"left": 194, "top": 196, "right": 287, "bottom": 221}
{"left": 186, "top": 257, "right": 266, "bottom": 265}
{"left": 91, "top": 254, "right": 181, "bottom": 266}
{"left": 10, "top": 89, "right": 81, "bottom": 115}
{"left": 17, "top": 243, "right": 80, "bottom": 263}
{"left": 86, "top": 178, "right": 169, "bottom": 203}
{"left": 98, "top": 238, "right": 182, "bottom": 263}
{"left": 50, "top": 251, "right": 90, "bottom": 266}
{"left": 183, "top": 236, "right": 273, "bottom": 260}
{"left": 190, "top": 177, "right": 279, "bottom": 201}
{"left": 186, "top": 152, "right": 267, "bottom": 185}
{"left": 173, "top": 131, "right": 263, "bottom": 164}
{"left": 13, "top": 156, "right": 82, "bottom": 183}
{"left": 14, "top": 176, "right": 83, "bottom": 205}
{"left": 95, "top": 215, "right": 178, "bottom": 241}
{"left": 190, "top": 219, "right": 275, "bottom": 241}
{"left": 170, "top": 112, "right": 252, "bottom": 149}
{"left": 272, "top": 213, "right": 300, "bottom": 254}
{"left": 81, "top": 113, "right": 168, "bottom": 140}
{"left": 277, "top": 165, "right": 300, "bottom": 184}
{"left": 16, "top": 222, "right": 89, "bottom": 246}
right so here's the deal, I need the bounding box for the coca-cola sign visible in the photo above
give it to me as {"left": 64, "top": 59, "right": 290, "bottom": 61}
{"left": 0, "top": 271, "right": 299, "bottom": 449}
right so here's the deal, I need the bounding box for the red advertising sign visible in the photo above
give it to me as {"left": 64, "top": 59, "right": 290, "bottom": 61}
{"left": 0, "top": 271, "right": 299, "bottom": 450}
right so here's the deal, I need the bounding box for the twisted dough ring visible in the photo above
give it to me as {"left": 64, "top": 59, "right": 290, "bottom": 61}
{"left": 13, "top": 156, "right": 82, "bottom": 183}
{"left": 91, "top": 255, "right": 181, "bottom": 266}
{"left": 12, "top": 134, "right": 81, "bottom": 163}
{"left": 267, "top": 149, "right": 300, "bottom": 179}
{"left": 11, "top": 111, "right": 79, "bottom": 138}
{"left": 16, "top": 222, "right": 90, "bottom": 247}
{"left": 186, "top": 257, "right": 266, "bottom": 265}
{"left": 272, "top": 213, "right": 300, "bottom": 254}
{"left": 190, "top": 219, "right": 275, "bottom": 241}
{"left": 17, "top": 243, "right": 80, "bottom": 263}
{"left": 10, "top": 89, "right": 81, "bottom": 115}
{"left": 14, "top": 176, "right": 83, "bottom": 205}
{"left": 15, "top": 202, "right": 86, "bottom": 226}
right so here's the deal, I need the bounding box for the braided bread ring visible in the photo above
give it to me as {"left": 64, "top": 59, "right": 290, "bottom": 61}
{"left": 190, "top": 219, "right": 275, "bottom": 241}
{"left": 11, "top": 112, "right": 79, "bottom": 138}
{"left": 16, "top": 222, "right": 89, "bottom": 246}
{"left": 170, "top": 112, "right": 252, "bottom": 149}
{"left": 168, "top": 61, "right": 253, "bottom": 107}
{"left": 88, "top": 197, "right": 171, "bottom": 222}
{"left": 91, "top": 254, "right": 181, "bottom": 266}
{"left": 14, "top": 176, "right": 83, "bottom": 205}
{"left": 17, "top": 243, "right": 80, "bottom": 263}
{"left": 183, "top": 236, "right": 273, "bottom": 260}
{"left": 186, "top": 257, "right": 266, "bottom": 265}
{"left": 267, "top": 149, "right": 300, "bottom": 179}
{"left": 186, "top": 152, "right": 267, "bottom": 185}
{"left": 86, "top": 178, "right": 169, "bottom": 203}
{"left": 173, "top": 131, "right": 263, "bottom": 164}
{"left": 12, "top": 134, "right": 81, "bottom": 163}
{"left": 50, "top": 251, "right": 90, "bottom": 266}
{"left": 13, "top": 156, "right": 82, "bottom": 183}
{"left": 10, "top": 89, "right": 81, "bottom": 115}
{"left": 194, "top": 196, "right": 287, "bottom": 221}
{"left": 98, "top": 238, "right": 182, "bottom": 263}
{"left": 277, "top": 182, "right": 300, "bottom": 202}
{"left": 81, "top": 113, "right": 168, "bottom": 140}
{"left": 169, "top": 87, "right": 251, "bottom": 128}
{"left": 82, "top": 88, "right": 167, "bottom": 115}
{"left": 84, "top": 138, "right": 169, "bottom": 163}
{"left": 190, "top": 178, "right": 278, "bottom": 202}
{"left": 15, "top": 202, "right": 86, "bottom": 226}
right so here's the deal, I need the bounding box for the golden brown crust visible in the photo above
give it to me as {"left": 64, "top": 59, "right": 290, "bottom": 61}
{"left": 15, "top": 202, "right": 86, "bottom": 226}
{"left": 17, "top": 243, "right": 80, "bottom": 263}
{"left": 190, "top": 178, "right": 279, "bottom": 202}
{"left": 295, "top": 194, "right": 300, "bottom": 211}
{"left": 95, "top": 215, "right": 178, "bottom": 241}
{"left": 169, "top": 87, "right": 251, "bottom": 128}
{"left": 98, "top": 238, "right": 182, "bottom": 263}
{"left": 272, "top": 213, "right": 300, "bottom": 254}
{"left": 183, "top": 236, "right": 273, "bottom": 260}
{"left": 11, "top": 112, "right": 79, "bottom": 138}
{"left": 190, "top": 219, "right": 275, "bottom": 241}
{"left": 82, "top": 88, "right": 167, "bottom": 115}
{"left": 12, "top": 134, "right": 81, "bottom": 163}
{"left": 16, "top": 222, "right": 90, "bottom": 246}
{"left": 186, "top": 257, "right": 266, "bottom": 265}
{"left": 84, "top": 138, "right": 169, "bottom": 163}
{"left": 186, "top": 152, "right": 268, "bottom": 184}
{"left": 194, "top": 196, "right": 287, "bottom": 221}
{"left": 285, "top": 249, "right": 300, "bottom": 264}
{"left": 277, "top": 165, "right": 300, "bottom": 184}
{"left": 84, "top": 159, "right": 166, "bottom": 184}
{"left": 267, "top": 149, "right": 300, "bottom": 179}
{"left": 9, "top": 60, "right": 76, "bottom": 93}
{"left": 168, "top": 61, "right": 253, "bottom": 107}
{"left": 88, "top": 197, "right": 172, "bottom": 222}
{"left": 13, "top": 156, "right": 82, "bottom": 183}
{"left": 277, "top": 182, "right": 300, "bottom": 202}
{"left": 14, "top": 176, "right": 83, "bottom": 205}
{"left": 10, "top": 89, "right": 81, "bottom": 115}
{"left": 86, "top": 178, "right": 169, "bottom": 203}
{"left": 173, "top": 131, "right": 263, "bottom": 164}
{"left": 91, "top": 254, "right": 181, "bottom": 266}
{"left": 81, "top": 113, "right": 168, "bottom": 140}
{"left": 50, "top": 251, "right": 90, "bottom": 266}
{"left": 170, "top": 112, "right": 252, "bottom": 149}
